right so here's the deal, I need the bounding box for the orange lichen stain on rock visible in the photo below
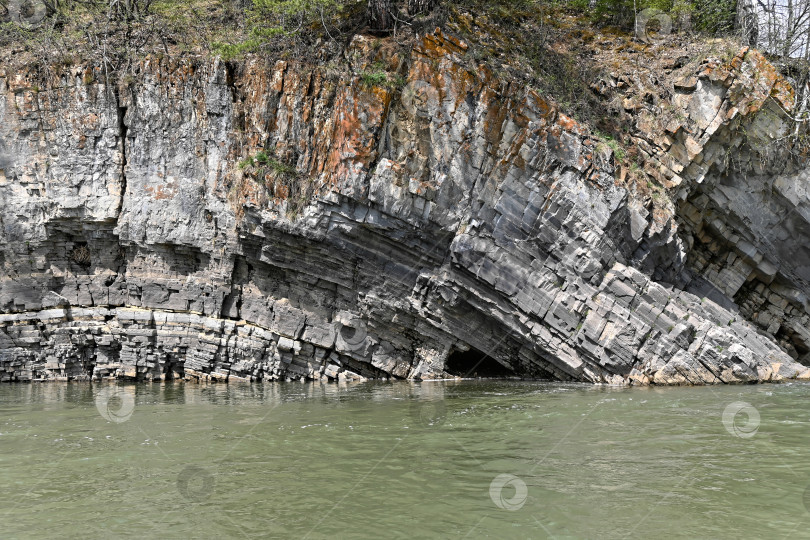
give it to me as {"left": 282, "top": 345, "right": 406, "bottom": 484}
{"left": 480, "top": 88, "right": 509, "bottom": 149}
{"left": 433, "top": 28, "right": 468, "bottom": 53}
{"left": 410, "top": 31, "right": 494, "bottom": 123}
{"left": 274, "top": 183, "right": 290, "bottom": 200}
{"left": 444, "top": 63, "right": 478, "bottom": 114}
{"left": 527, "top": 90, "right": 557, "bottom": 125}
{"left": 7, "top": 71, "right": 34, "bottom": 93}
{"left": 556, "top": 113, "right": 579, "bottom": 134}
{"left": 741, "top": 49, "right": 795, "bottom": 112}
{"left": 729, "top": 46, "right": 749, "bottom": 70}
{"left": 300, "top": 73, "right": 317, "bottom": 125}
{"left": 76, "top": 112, "right": 100, "bottom": 131}
{"left": 365, "top": 83, "right": 392, "bottom": 106}
{"left": 504, "top": 130, "right": 529, "bottom": 172}
{"left": 420, "top": 30, "right": 466, "bottom": 59}
{"left": 239, "top": 178, "right": 266, "bottom": 207}
{"left": 323, "top": 82, "right": 391, "bottom": 187}
{"left": 771, "top": 78, "right": 796, "bottom": 112}
{"left": 145, "top": 181, "right": 178, "bottom": 200}
{"left": 408, "top": 60, "right": 443, "bottom": 98}
{"left": 81, "top": 66, "right": 95, "bottom": 85}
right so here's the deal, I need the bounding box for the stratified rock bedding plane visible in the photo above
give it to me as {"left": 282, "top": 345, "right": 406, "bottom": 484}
{"left": 1, "top": 31, "right": 809, "bottom": 384}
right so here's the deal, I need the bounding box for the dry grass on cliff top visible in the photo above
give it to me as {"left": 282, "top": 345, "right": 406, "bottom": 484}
{"left": 0, "top": 0, "right": 747, "bottom": 131}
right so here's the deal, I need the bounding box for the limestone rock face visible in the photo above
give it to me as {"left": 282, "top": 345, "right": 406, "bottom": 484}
{"left": 0, "top": 33, "right": 808, "bottom": 384}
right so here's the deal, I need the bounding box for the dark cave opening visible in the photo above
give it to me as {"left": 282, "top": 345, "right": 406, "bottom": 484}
{"left": 445, "top": 347, "right": 516, "bottom": 378}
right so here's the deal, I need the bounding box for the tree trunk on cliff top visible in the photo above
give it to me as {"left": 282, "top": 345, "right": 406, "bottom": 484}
{"left": 408, "top": 0, "right": 438, "bottom": 15}
{"left": 367, "top": 0, "right": 393, "bottom": 32}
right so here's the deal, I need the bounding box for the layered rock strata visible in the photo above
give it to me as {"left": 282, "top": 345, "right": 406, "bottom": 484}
{"left": 1, "top": 32, "right": 808, "bottom": 384}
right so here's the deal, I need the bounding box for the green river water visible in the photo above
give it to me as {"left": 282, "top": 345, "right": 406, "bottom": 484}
{"left": 3, "top": 380, "right": 810, "bottom": 539}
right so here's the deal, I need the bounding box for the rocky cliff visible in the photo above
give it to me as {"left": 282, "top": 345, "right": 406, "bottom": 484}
{"left": 1, "top": 30, "right": 808, "bottom": 384}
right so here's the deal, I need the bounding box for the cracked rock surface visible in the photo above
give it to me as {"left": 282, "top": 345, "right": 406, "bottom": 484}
{"left": 1, "top": 32, "right": 808, "bottom": 384}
